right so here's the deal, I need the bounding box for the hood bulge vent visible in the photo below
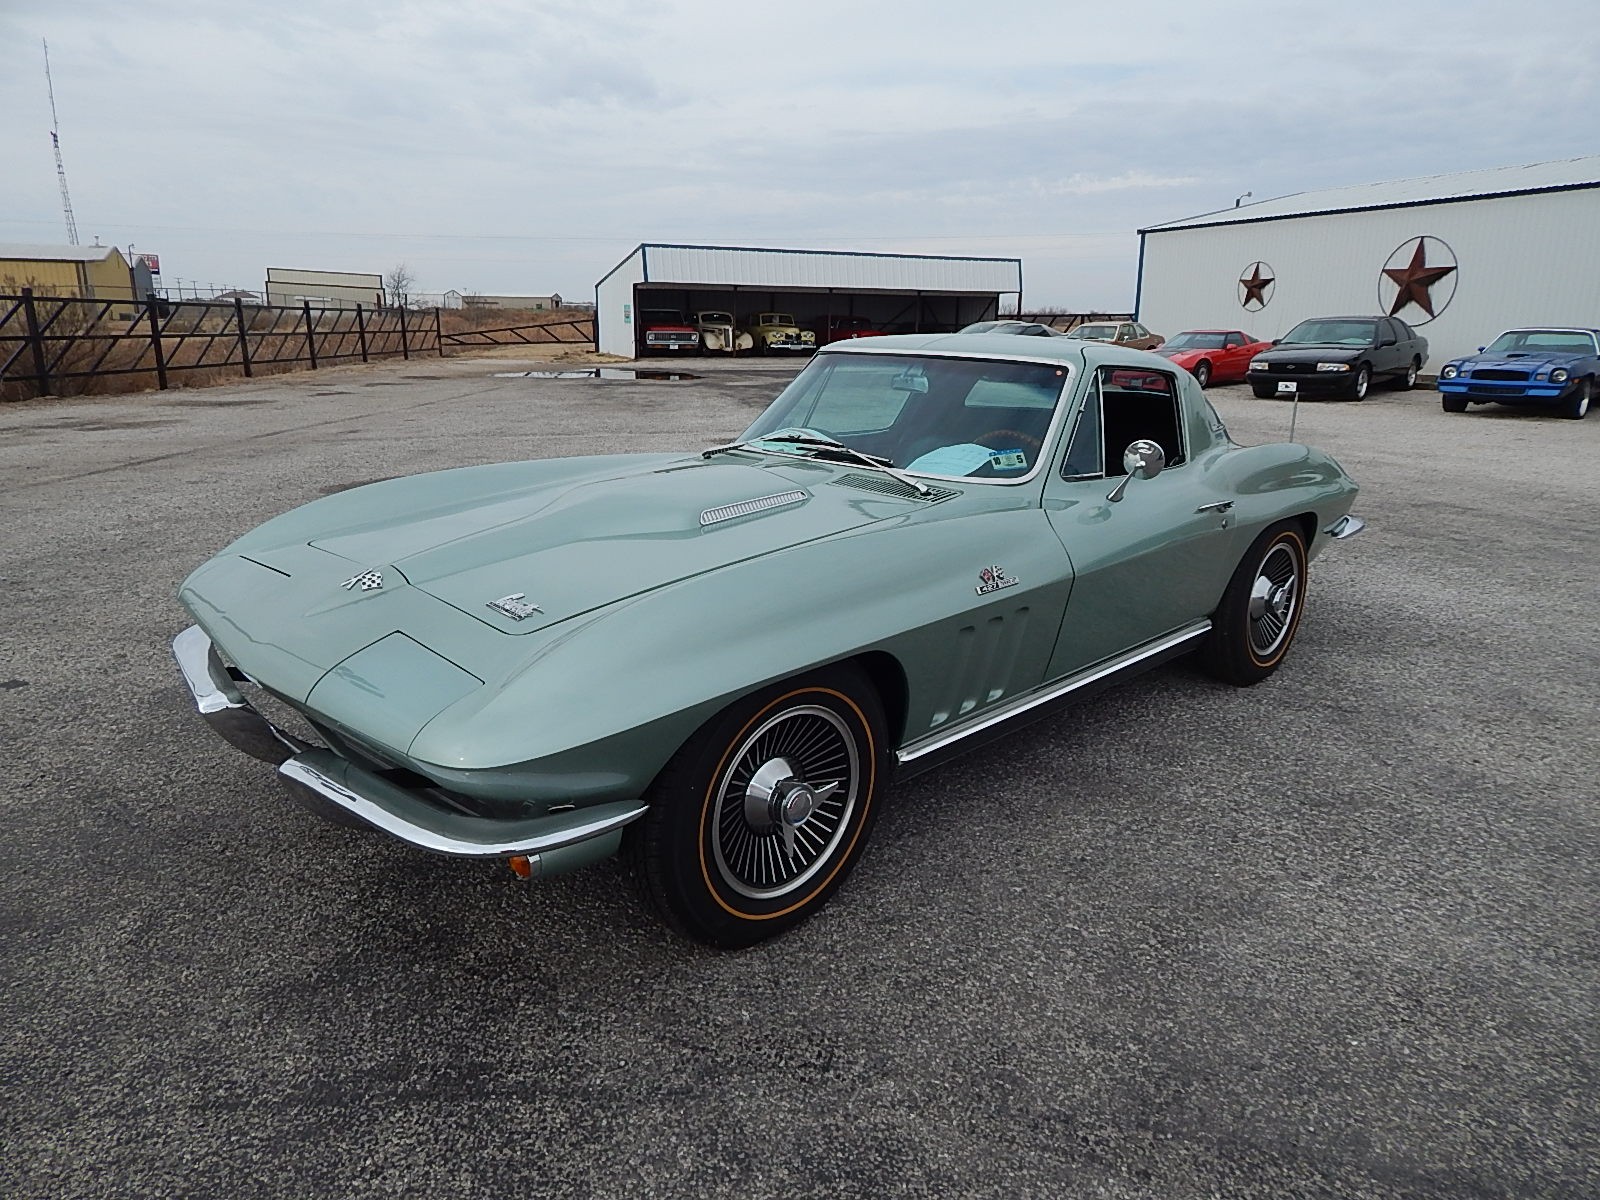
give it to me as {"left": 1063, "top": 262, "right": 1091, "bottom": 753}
{"left": 700, "top": 489, "right": 810, "bottom": 527}
{"left": 831, "top": 473, "right": 958, "bottom": 502}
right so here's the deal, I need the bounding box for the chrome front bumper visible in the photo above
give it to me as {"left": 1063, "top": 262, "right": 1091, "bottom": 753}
{"left": 172, "top": 625, "right": 646, "bottom": 874}
{"left": 1323, "top": 514, "right": 1366, "bottom": 540}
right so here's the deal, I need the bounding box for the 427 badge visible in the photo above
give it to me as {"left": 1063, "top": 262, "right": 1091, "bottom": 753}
{"left": 975, "top": 565, "right": 1019, "bottom": 596}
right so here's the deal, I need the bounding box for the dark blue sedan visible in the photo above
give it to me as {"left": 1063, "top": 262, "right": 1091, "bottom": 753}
{"left": 1438, "top": 328, "right": 1599, "bottom": 420}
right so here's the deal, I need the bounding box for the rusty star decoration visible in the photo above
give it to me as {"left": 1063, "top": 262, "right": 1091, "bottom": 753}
{"left": 1384, "top": 240, "right": 1456, "bottom": 317}
{"left": 1239, "top": 262, "right": 1274, "bottom": 308}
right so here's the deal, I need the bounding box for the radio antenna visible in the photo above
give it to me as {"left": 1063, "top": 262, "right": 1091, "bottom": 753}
{"left": 44, "top": 39, "right": 80, "bottom": 246}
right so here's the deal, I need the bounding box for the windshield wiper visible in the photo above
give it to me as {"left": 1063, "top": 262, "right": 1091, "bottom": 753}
{"left": 702, "top": 432, "right": 932, "bottom": 496}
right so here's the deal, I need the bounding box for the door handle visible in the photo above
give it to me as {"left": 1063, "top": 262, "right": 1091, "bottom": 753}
{"left": 1196, "top": 501, "right": 1234, "bottom": 513}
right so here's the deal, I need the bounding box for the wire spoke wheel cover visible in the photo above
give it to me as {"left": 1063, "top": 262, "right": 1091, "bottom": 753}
{"left": 627, "top": 664, "right": 886, "bottom": 947}
{"left": 712, "top": 704, "right": 859, "bottom": 899}
{"left": 1247, "top": 543, "right": 1300, "bottom": 659}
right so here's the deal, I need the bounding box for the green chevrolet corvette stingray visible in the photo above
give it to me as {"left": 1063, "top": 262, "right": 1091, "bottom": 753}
{"left": 175, "top": 334, "right": 1363, "bottom": 947}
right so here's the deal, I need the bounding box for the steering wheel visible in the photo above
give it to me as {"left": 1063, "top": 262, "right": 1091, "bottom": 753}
{"left": 973, "top": 429, "right": 1043, "bottom": 456}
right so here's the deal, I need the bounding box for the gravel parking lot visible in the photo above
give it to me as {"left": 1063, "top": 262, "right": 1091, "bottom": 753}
{"left": 2, "top": 355, "right": 1596, "bottom": 1199}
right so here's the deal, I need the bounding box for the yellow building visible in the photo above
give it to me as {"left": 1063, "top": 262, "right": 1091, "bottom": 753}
{"left": 0, "top": 243, "right": 135, "bottom": 299}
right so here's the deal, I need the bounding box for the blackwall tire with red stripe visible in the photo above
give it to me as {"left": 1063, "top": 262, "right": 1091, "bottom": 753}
{"left": 1200, "top": 521, "right": 1310, "bottom": 687}
{"left": 625, "top": 663, "right": 888, "bottom": 948}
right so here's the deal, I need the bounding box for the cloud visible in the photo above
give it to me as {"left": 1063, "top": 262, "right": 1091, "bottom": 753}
{"left": 1, "top": 0, "right": 1596, "bottom": 306}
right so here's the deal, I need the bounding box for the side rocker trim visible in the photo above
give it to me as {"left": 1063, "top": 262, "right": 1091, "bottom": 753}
{"left": 895, "top": 621, "right": 1212, "bottom": 768}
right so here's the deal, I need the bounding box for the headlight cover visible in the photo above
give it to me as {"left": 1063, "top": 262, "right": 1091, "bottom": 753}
{"left": 1441, "top": 364, "right": 1458, "bottom": 379}
{"left": 1316, "top": 362, "right": 1351, "bottom": 372}
{"left": 1551, "top": 367, "right": 1570, "bottom": 383}
{"left": 1249, "top": 360, "right": 1269, "bottom": 370}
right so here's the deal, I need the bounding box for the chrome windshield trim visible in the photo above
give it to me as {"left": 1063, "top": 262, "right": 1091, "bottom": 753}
{"left": 279, "top": 753, "right": 649, "bottom": 858}
{"left": 741, "top": 350, "right": 1082, "bottom": 488}
{"left": 896, "top": 621, "right": 1212, "bottom": 765}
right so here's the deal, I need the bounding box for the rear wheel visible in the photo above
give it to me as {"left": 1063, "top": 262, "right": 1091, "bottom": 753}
{"left": 1201, "top": 521, "right": 1309, "bottom": 687}
{"left": 625, "top": 664, "right": 887, "bottom": 948}
{"left": 1396, "top": 359, "right": 1420, "bottom": 390}
{"left": 1561, "top": 377, "right": 1592, "bottom": 420}
{"left": 1193, "top": 360, "right": 1212, "bottom": 388}
{"left": 1350, "top": 364, "right": 1371, "bottom": 400}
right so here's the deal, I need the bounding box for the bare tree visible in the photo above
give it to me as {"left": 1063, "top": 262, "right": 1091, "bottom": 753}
{"left": 386, "top": 263, "right": 415, "bottom": 309}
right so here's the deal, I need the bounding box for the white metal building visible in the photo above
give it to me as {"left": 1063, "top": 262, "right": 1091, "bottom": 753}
{"left": 595, "top": 243, "right": 1023, "bottom": 358}
{"left": 264, "top": 267, "right": 385, "bottom": 309}
{"left": 1135, "top": 156, "right": 1600, "bottom": 368}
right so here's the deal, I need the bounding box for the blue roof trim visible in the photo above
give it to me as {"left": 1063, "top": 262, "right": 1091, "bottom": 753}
{"left": 1139, "top": 179, "right": 1600, "bottom": 236}
{"left": 637, "top": 242, "right": 1022, "bottom": 272}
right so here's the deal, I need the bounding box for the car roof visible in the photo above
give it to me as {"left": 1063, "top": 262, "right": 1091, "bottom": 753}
{"left": 817, "top": 331, "right": 1177, "bottom": 369}
{"left": 1493, "top": 326, "right": 1600, "bottom": 335}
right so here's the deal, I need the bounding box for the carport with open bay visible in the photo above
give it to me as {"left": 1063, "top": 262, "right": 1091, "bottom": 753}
{"left": 595, "top": 243, "right": 1023, "bottom": 358}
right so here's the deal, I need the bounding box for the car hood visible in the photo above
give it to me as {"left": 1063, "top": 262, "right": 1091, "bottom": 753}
{"left": 1454, "top": 352, "right": 1580, "bottom": 370}
{"left": 1254, "top": 345, "right": 1368, "bottom": 364}
{"left": 1155, "top": 347, "right": 1205, "bottom": 363}
{"left": 231, "top": 453, "right": 897, "bottom": 638}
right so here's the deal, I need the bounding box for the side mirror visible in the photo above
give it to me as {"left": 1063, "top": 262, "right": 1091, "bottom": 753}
{"left": 1152, "top": 340, "right": 1165, "bottom": 349}
{"left": 1270, "top": 338, "right": 1280, "bottom": 346}
{"left": 1477, "top": 346, "right": 1486, "bottom": 352}
{"left": 1379, "top": 336, "right": 1397, "bottom": 347}
{"left": 1107, "top": 439, "right": 1166, "bottom": 502}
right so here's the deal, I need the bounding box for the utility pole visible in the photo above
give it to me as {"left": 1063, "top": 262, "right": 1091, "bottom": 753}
{"left": 44, "top": 40, "right": 79, "bottom": 246}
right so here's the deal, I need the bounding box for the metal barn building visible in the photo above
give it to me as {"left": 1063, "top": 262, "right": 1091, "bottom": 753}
{"left": 595, "top": 244, "right": 1023, "bottom": 358}
{"left": 1135, "top": 156, "right": 1600, "bottom": 368}
{"left": 0, "top": 243, "right": 136, "bottom": 300}
{"left": 264, "top": 267, "right": 385, "bottom": 310}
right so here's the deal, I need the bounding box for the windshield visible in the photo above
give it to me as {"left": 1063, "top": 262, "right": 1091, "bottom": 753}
{"left": 759, "top": 313, "right": 796, "bottom": 326}
{"left": 696, "top": 312, "right": 731, "bottom": 324}
{"left": 1484, "top": 329, "right": 1598, "bottom": 356}
{"left": 1067, "top": 325, "right": 1116, "bottom": 340}
{"left": 739, "top": 353, "right": 1070, "bottom": 482}
{"left": 1163, "top": 332, "right": 1227, "bottom": 350}
{"left": 642, "top": 309, "right": 686, "bottom": 325}
{"left": 1281, "top": 319, "right": 1375, "bottom": 346}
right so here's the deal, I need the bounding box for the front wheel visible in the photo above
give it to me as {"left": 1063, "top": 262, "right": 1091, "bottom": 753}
{"left": 625, "top": 664, "right": 888, "bottom": 948}
{"left": 1193, "top": 360, "right": 1212, "bottom": 388}
{"left": 1350, "top": 364, "right": 1371, "bottom": 401}
{"left": 1442, "top": 392, "right": 1469, "bottom": 413}
{"left": 1251, "top": 383, "right": 1275, "bottom": 399}
{"left": 1561, "top": 377, "right": 1592, "bottom": 420}
{"left": 1200, "top": 521, "right": 1309, "bottom": 687}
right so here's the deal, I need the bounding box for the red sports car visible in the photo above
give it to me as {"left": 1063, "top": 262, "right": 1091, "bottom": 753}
{"left": 1154, "top": 329, "right": 1273, "bottom": 388}
{"left": 816, "top": 315, "right": 888, "bottom": 344}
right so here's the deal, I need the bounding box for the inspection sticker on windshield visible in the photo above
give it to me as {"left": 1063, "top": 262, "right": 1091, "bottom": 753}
{"left": 989, "top": 449, "right": 1028, "bottom": 471}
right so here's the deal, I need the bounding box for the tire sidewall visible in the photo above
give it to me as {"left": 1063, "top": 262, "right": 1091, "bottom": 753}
{"left": 1203, "top": 522, "right": 1310, "bottom": 686}
{"left": 1195, "top": 361, "right": 1211, "bottom": 388}
{"left": 1352, "top": 365, "right": 1370, "bottom": 400}
{"left": 635, "top": 665, "right": 888, "bottom": 947}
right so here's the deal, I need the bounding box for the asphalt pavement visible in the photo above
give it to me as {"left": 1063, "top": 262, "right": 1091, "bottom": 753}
{"left": 2, "top": 355, "right": 1596, "bottom": 1199}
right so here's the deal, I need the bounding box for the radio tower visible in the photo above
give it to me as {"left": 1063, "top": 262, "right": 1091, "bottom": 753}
{"left": 43, "top": 39, "right": 80, "bottom": 246}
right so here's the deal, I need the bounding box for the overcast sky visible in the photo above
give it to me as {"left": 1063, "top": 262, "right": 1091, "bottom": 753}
{"left": 2, "top": 1, "right": 1596, "bottom": 308}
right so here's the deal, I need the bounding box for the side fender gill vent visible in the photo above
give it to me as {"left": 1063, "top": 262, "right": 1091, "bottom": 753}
{"left": 831, "top": 473, "right": 959, "bottom": 502}
{"left": 700, "top": 490, "right": 810, "bottom": 527}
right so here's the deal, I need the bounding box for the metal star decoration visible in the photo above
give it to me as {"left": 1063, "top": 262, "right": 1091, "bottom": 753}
{"left": 1239, "top": 262, "right": 1275, "bottom": 309}
{"left": 1383, "top": 240, "right": 1456, "bottom": 318}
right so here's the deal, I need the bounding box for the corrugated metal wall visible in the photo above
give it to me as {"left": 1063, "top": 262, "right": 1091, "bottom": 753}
{"left": 1138, "top": 189, "right": 1600, "bottom": 367}
{"left": 643, "top": 246, "right": 1021, "bottom": 294}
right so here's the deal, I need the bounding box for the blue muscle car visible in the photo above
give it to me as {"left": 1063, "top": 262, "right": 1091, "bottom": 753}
{"left": 1437, "top": 328, "right": 1599, "bottom": 419}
